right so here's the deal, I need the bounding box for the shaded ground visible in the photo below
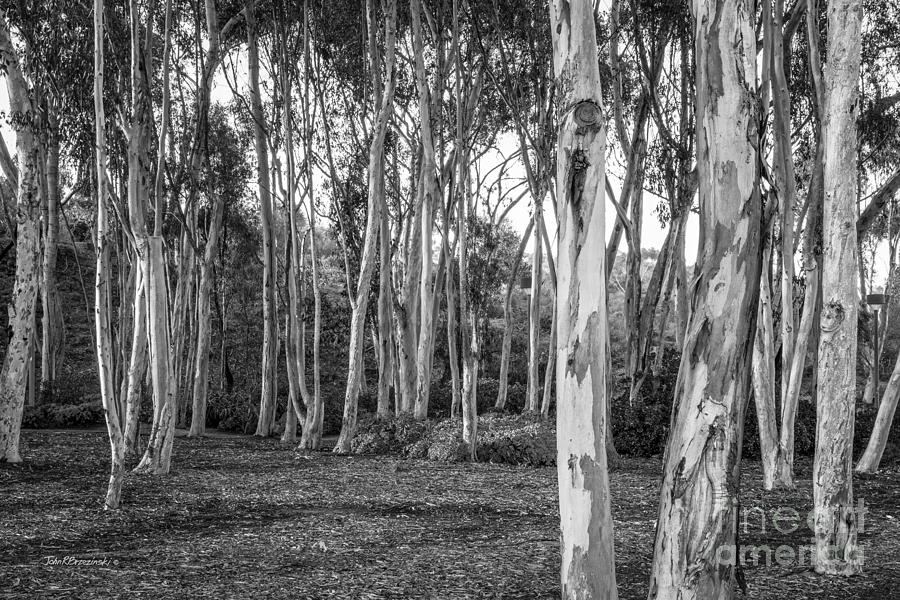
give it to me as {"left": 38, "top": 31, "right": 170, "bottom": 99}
{"left": 2, "top": 431, "right": 899, "bottom": 599}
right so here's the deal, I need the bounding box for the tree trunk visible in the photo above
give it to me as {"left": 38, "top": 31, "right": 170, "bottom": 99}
{"left": 135, "top": 237, "right": 176, "bottom": 474}
{"left": 377, "top": 199, "right": 393, "bottom": 417}
{"left": 412, "top": 0, "right": 439, "bottom": 420}
{"left": 496, "top": 220, "right": 533, "bottom": 410}
{"left": 90, "top": 0, "right": 126, "bottom": 507}
{"left": 246, "top": 0, "right": 279, "bottom": 437}
{"left": 334, "top": 0, "right": 398, "bottom": 452}
{"left": 526, "top": 212, "right": 543, "bottom": 413}
{"left": 540, "top": 296, "right": 557, "bottom": 418}
{"left": 812, "top": 0, "right": 862, "bottom": 575}
{"left": 857, "top": 347, "right": 900, "bottom": 472}
{"left": 774, "top": 137, "right": 823, "bottom": 489}
{"left": 122, "top": 266, "right": 148, "bottom": 456}
{"left": 752, "top": 246, "right": 779, "bottom": 490}
{"left": 189, "top": 194, "right": 225, "bottom": 437}
{"left": 0, "top": 26, "right": 41, "bottom": 463}
{"left": 648, "top": 0, "right": 760, "bottom": 597}
{"left": 550, "top": 0, "right": 618, "bottom": 596}
{"left": 40, "top": 123, "right": 63, "bottom": 397}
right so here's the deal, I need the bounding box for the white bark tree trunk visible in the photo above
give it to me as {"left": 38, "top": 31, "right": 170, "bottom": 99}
{"left": 812, "top": 0, "right": 862, "bottom": 575}
{"left": 135, "top": 237, "right": 176, "bottom": 474}
{"left": 752, "top": 246, "right": 779, "bottom": 490}
{"left": 247, "top": 0, "right": 279, "bottom": 438}
{"left": 411, "top": 0, "right": 439, "bottom": 420}
{"left": 334, "top": 0, "right": 398, "bottom": 452}
{"left": 526, "top": 210, "right": 543, "bottom": 413}
{"left": 648, "top": 0, "right": 760, "bottom": 597}
{"left": 91, "top": 0, "right": 126, "bottom": 508}
{"left": 40, "top": 124, "right": 63, "bottom": 396}
{"left": 189, "top": 195, "right": 225, "bottom": 437}
{"left": 0, "top": 25, "right": 41, "bottom": 464}
{"left": 549, "top": 0, "right": 618, "bottom": 596}
{"left": 495, "top": 220, "right": 533, "bottom": 410}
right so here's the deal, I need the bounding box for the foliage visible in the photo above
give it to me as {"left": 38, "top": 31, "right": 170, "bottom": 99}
{"left": 22, "top": 401, "right": 103, "bottom": 429}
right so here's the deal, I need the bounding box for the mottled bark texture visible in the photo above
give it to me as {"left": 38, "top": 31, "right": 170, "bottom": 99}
{"left": 0, "top": 24, "right": 41, "bottom": 463}
{"left": 550, "top": 0, "right": 618, "bottom": 597}
{"left": 648, "top": 0, "right": 761, "bottom": 598}
{"left": 812, "top": 0, "right": 862, "bottom": 576}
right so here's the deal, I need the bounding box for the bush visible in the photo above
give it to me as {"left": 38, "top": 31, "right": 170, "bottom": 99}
{"left": 349, "top": 412, "right": 431, "bottom": 454}
{"left": 22, "top": 400, "right": 104, "bottom": 429}
{"left": 476, "top": 413, "right": 555, "bottom": 466}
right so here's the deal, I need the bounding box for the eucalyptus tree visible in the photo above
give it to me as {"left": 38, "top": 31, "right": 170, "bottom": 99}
{"left": 334, "top": 0, "right": 399, "bottom": 453}
{"left": 0, "top": 21, "right": 43, "bottom": 463}
{"left": 648, "top": 0, "right": 761, "bottom": 597}
{"left": 812, "top": 0, "right": 863, "bottom": 576}
{"left": 549, "top": 0, "right": 618, "bottom": 595}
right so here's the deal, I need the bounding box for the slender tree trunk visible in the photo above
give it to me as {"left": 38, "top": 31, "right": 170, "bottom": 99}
{"left": 857, "top": 346, "right": 900, "bottom": 472}
{"left": 550, "top": 0, "right": 618, "bottom": 596}
{"left": 775, "top": 138, "right": 823, "bottom": 489}
{"left": 122, "top": 268, "right": 148, "bottom": 456}
{"left": 334, "top": 0, "right": 398, "bottom": 452}
{"left": 495, "top": 220, "right": 533, "bottom": 410}
{"left": 377, "top": 201, "right": 393, "bottom": 417}
{"left": 752, "top": 246, "right": 779, "bottom": 490}
{"left": 412, "top": 0, "right": 439, "bottom": 420}
{"left": 526, "top": 211, "right": 543, "bottom": 413}
{"left": 247, "top": 0, "right": 279, "bottom": 437}
{"left": 648, "top": 0, "right": 760, "bottom": 597}
{"left": 90, "top": 0, "right": 126, "bottom": 507}
{"left": 189, "top": 195, "right": 225, "bottom": 437}
{"left": 40, "top": 123, "right": 63, "bottom": 397}
{"left": 812, "top": 0, "right": 863, "bottom": 575}
{"left": 540, "top": 296, "right": 557, "bottom": 418}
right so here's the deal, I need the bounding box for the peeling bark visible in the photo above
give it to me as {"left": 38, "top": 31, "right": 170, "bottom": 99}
{"left": 812, "top": 0, "right": 862, "bottom": 575}
{"left": 648, "top": 0, "right": 761, "bottom": 597}
{"left": 550, "top": 0, "right": 618, "bottom": 596}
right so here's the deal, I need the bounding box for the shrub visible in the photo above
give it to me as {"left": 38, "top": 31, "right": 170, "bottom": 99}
{"left": 397, "top": 413, "right": 556, "bottom": 466}
{"left": 350, "top": 412, "right": 431, "bottom": 454}
{"left": 22, "top": 400, "right": 104, "bottom": 429}
{"left": 476, "top": 413, "right": 555, "bottom": 466}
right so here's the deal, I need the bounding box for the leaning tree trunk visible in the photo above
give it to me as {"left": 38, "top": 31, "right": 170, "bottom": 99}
{"left": 857, "top": 348, "right": 900, "bottom": 473}
{"left": 549, "top": 0, "right": 618, "bottom": 596}
{"left": 495, "top": 220, "right": 533, "bottom": 411}
{"left": 0, "top": 25, "right": 41, "bottom": 464}
{"left": 812, "top": 0, "right": 862, "bottom": 575}
{"left": 648, "top": 0, "right": 761, "bottom": 597}
{"left": 334, "top": 0, "right": 398, "bottom": 453}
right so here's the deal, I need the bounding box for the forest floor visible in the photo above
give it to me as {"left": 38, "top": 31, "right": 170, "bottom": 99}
{"left": 2, "top": 431, "right": 900, "bottom": 599}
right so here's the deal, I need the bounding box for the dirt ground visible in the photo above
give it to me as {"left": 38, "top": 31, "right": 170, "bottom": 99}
{"left": 2, "top": 431, "right": 899, "bottom": 599}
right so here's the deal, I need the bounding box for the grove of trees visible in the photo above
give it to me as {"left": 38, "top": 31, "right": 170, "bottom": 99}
{"left": 1, "top": 0, "right": 899, "bottom": 596}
